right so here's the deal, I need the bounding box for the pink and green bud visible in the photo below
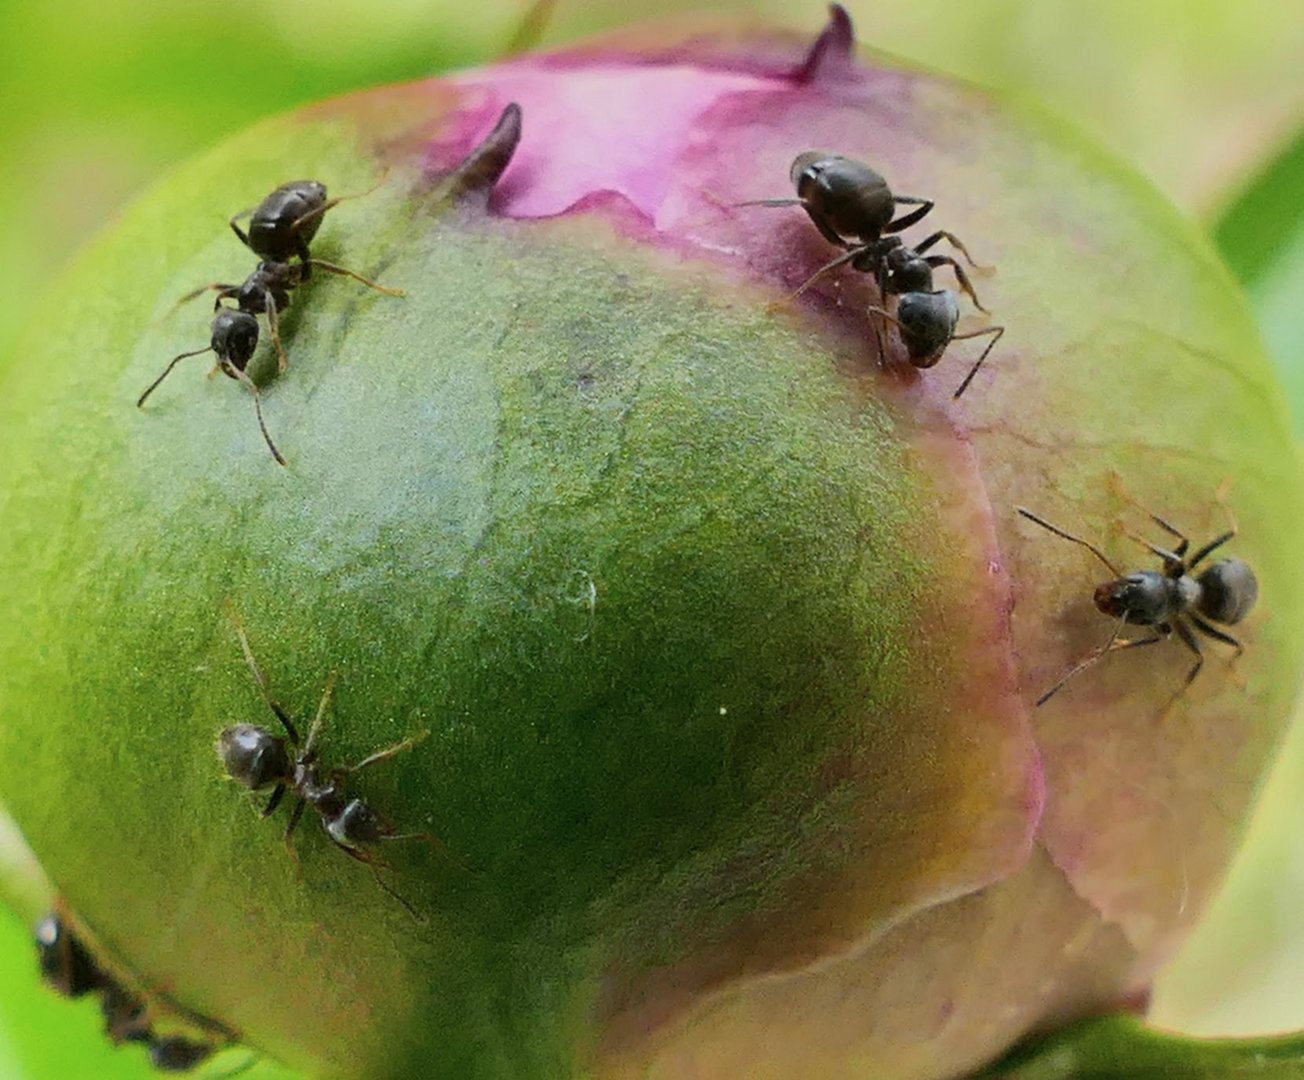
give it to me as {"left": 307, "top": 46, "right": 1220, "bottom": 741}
{"left": 0, "top": 7, "right": 1300, "bottom": 1078}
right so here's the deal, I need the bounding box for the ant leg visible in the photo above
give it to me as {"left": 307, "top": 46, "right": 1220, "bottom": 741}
{"left": 282, "top": 798, "right": 305, "bottom": 876}
{"left": 224, "top": 602, "right": 300, "bottom": 743}
{"left": 1016, "top": 507, "right": 1121, "bottom": 574}
{"left": 136, "top": 346, "right": 213, "bottom": 408}
{"left": 301, "top": 671, "right": 338, "bottom": 760}
{"left": 337, "top": 844, "right": 424, "bottom": 921}
{"left": 732, "top": 198, "right": 802, "bottom": 208}
{"left": 1036, "top": 622, "right": 1165, "bottom": 707}
{"left": 289, "top": 172, "right": 392, "bottom": 248}
{"left": 1123, "top": 530, "right": 1186, "bottom": 577}
{"left": 260, "top": 290, "right": 288, "bottom": 374}
{"left": 381, "top": 827, "right": 466, "bottom": 871}
{"left": 228, "top": 211, "right": 254, "bottom": 251}
{"left": 884, "top": 196, "right": 933, "bottom": 234}
{"left": 950, "top": 325, "right": 1003, "bottom": 399}
{"left": 225, "top": 365, "right": 287, "bottom": 466}
{"left": 1189, "top": 613, "right": 1243, "bottom": 657}
{"left": 733, "top": 196, "right": 847, "bottom": 247}
{"left": 295, "top": 235, "right": 313, "bottom": 280}
{"left": 1103, "top": 472, "right": 1192, "bottom": 557}
{"left": 912, "top": 229, "right": 988, "bottom": 269}
{"left": 261, "top": 782, "right": 286, "bottom": 819}
{"left": 1190, "top": 613, "right": 1247, "bottom": 691}
{"left": 1186, "top": 531, "right": 1235, "bottom": 572}
{"left": 284, "top": 797, "right": 307, "bottom": 843}
{"left": 343, "top": 729, "right": 430, "bottom": 775}
{"left": 866, "top": 304, "right": 906, "bottom": 368}
{"left": 924, "top": 255, "right": 988, "bottom": 312}
{"left": 1150, "top": 620, "right": 1208, "bottom": 719}
{"left": 305, "top": 259, "right": 405, "bottom": 298}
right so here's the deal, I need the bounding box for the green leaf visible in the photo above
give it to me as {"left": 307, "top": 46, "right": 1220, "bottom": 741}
{"left": 979, "top": 1015, "right": 1304, "bottom": 1079}
{"left": 1209, "top": 125, "right": 1304, "bottom": 437}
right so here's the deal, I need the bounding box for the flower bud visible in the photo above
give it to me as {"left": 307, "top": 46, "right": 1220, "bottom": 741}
{"left": 0, "top": 8, "right": 1299, "bottom": 1078}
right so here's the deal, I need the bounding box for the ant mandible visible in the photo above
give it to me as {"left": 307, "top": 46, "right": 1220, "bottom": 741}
{"left": 216, "top": 608, "right": 435, "bottom": 920}
{"left": 136, "top": 307, "right": 286, "bottom": 466}
{"left": 1017, "top": 504, "right": 1257, "bottom": 706}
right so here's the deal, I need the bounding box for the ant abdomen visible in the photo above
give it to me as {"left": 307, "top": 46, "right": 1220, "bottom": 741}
{"left": 790, "top": 152, "right": 893, "bottom": 241}
{"left": 242, "top": 181, "right": 329, "bottom": 263}
{"left": 1198, "top": 560, "right": 1258, "bottom": 624}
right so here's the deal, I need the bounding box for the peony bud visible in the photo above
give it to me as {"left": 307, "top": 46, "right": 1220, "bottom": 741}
{"left": 0, "top": 8, "right": 1299, "bottom": 1079}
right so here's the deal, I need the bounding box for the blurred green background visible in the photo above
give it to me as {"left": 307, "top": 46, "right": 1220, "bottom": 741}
{"left": 3, "top": 0, "right": 1304, "bottom": 1075}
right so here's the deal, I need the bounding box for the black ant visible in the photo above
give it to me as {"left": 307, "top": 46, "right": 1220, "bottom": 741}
{"left": 229, "top": 177, "right": 390, "bottom": 281}
{"left": 739, "top": 152, "right": 1000, "bottom": 397}
{"left": 1017, "top": 505, "right": 1258, "bottom": 706}
{"left": 136, "top": 307, "right": 286, "bottom": 466}
{"left": 35, "top": 913, "right": 235, "bottom": 1074}
{"left": 216, "top": 609, "right": 435, "bottom": 920}
{"left": 174, "top": 257, "right": 403, "bottom": 374}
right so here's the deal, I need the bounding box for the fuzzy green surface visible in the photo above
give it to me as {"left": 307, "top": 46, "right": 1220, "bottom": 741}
{"left": 0, "top": 111, "right": 1004, "bottom": 1077}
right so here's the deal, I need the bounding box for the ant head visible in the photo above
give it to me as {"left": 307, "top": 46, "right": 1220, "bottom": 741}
{"left": 1093, "top": 571, "right": 1170, "bottom": 624}
{"left": 216, "top": 724, "right": 290, "bottom": 791}
{"left": 210, "top": 309, "right": 259, "bottom": 372}
{"left": 1197, "top": 558, "right": 1258, "bottom": 625}
{"left": 326, "top": 798, "right": 386, "bottom": 849}
{"left": 894, "top": 290, "right": 959, "bottom": 366}
{"left": 148, "top": 1035, "right": 215, "bottom": 1072}
{"left": 35, "top": 914, "right": 104, "bottom": 998}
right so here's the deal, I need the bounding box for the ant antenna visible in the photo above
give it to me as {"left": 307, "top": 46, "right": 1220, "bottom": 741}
{"left": 1016, "top": 508, "right": 1121, "bottom": 575}
{"left": 136, "top": 347, "right": 212, "bottom": 408}
{"left": 950, "top": 325, "right": 1004, "bottom": 399}
{"left": 306, "top": 259, "right": 405, "bottom": 297}
{"left": 224, "top": 366, "right": 286, "bottom": 467}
